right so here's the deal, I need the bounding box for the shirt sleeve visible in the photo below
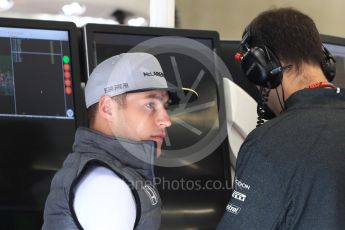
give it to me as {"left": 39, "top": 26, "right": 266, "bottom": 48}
{"left": 217, "top": 139, "right": 288, "bottom": 229}
{"left": 73, "top": 166, "right": 137, "bottom": 230}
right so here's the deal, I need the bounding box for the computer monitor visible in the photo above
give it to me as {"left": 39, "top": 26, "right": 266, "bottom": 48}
{"left": 0, "top": 17, "right": 86, "bottom": 227}
{"left": 321, "top": 34, "right": 345, "bottom": 88}
{"left": 83, "top": 24, "right": 231, "bottom": 229}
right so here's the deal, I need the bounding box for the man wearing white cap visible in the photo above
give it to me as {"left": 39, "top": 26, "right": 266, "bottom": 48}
{"left": 42, "top": 53, "right": 197, "bottom": 230}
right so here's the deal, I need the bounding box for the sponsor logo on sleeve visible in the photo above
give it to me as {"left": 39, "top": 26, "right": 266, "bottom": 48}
{"left": 226, "top": 203, "right": 241, "bottom": 215}
{"left": 234, "top": 178, "right": 250, "bottom": 190}
{"left": 232, "top": 190, "right": 246, "bottom": 202}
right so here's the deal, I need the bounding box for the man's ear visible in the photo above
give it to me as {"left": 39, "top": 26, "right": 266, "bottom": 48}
{"left": 98, "top": 96, "right": 115, "bottom": 120}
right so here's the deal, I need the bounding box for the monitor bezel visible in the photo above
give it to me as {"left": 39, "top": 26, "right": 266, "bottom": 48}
{"left": 0, "top": 17, "right": 87, "bottom": 127}
{"left": 320, "top": 34, "right": 345, "bottom": 47}
{"left": 82, "top": 23, "right": 220, "bottom": 77}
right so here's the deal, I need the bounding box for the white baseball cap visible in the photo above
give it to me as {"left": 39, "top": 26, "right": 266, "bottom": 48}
{"left": 85, "top": 52, "right": 198, "bottom": 108}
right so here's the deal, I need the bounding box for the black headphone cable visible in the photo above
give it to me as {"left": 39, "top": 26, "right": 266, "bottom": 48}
{"left": 275, "top": 87, "right": 285, "bottom": 113}
{"left": 257, "top": 86, "right": 271, "bottom": 127}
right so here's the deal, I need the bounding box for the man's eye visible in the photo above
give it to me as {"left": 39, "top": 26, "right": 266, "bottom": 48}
{"left": 146, "top": 102, "right": 156, "bottom": 109}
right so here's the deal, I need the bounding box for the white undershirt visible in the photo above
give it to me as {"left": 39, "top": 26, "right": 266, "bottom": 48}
{"left": 73, "top": 166, "right": 136, "bottom": 230}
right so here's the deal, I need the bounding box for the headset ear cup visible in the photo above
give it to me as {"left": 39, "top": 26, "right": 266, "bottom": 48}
{"left": 240, "top": 23, "right": 282, "bottom": 89}
{"left": 264, "top": 47, "right": 283, "bottom": 88}
{"left": 321, "top": 46, "right": 336, "bottom": 82}
{"left": 241, "top": 46, "right": 282, "bottom": 89}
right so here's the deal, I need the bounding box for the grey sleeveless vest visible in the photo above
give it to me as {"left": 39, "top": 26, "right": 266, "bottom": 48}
{"left": 42, "top": 127, "right": 161, "bottom": 230}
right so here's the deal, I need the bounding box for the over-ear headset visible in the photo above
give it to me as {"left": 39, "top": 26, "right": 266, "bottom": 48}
{"left": 237, "top": 25, "right": 336, "bottom": 89}
{"left": 321, "top": 45, "right": 336, "bottom": 82}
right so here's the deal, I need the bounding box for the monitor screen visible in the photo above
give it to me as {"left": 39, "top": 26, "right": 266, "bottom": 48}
{"left": 83, "top": 24, "right": 231, "bottom": 230}
{"left": 0, "top": 17, "right": 86, "bottom": 226}
{"left": 321, "top": 34, "right": 345, "bottom": 88}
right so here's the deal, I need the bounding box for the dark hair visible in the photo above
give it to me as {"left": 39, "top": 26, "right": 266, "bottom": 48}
{"left": 248, "top": 7, "right": 324, "bottom": 72}
{"left": 87, "top": 94, "right": 127, "bottom": 127}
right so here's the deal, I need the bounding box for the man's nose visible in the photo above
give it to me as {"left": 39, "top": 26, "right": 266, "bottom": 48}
{"left": 157, "top": 108, "right": 172, "bottom": 128}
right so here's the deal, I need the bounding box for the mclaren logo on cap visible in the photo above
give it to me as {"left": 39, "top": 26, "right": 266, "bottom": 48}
{"left": 143, "top": 72, "right": 165, "bottom": 77}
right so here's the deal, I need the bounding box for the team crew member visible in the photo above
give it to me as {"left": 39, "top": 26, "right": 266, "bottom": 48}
{"left": 218, "top": 7, "right": 345, "bottom": 229}
{"left": 42, "top": 53, "right": 197, "bottom": 230}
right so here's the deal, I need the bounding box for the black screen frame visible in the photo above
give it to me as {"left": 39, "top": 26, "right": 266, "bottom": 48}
{"left": 0, "top": 17, "right": 87, "bottom": 127}
{"left": 320, "top": 34, "right": 345, "bottom": 47}
{"left": 83, "top": 24, "right": 220, "bottom": 77}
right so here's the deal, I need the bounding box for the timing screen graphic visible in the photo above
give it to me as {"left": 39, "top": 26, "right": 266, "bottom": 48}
{"left": 0, "top": 27, "right": 74, "bottom": 119}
